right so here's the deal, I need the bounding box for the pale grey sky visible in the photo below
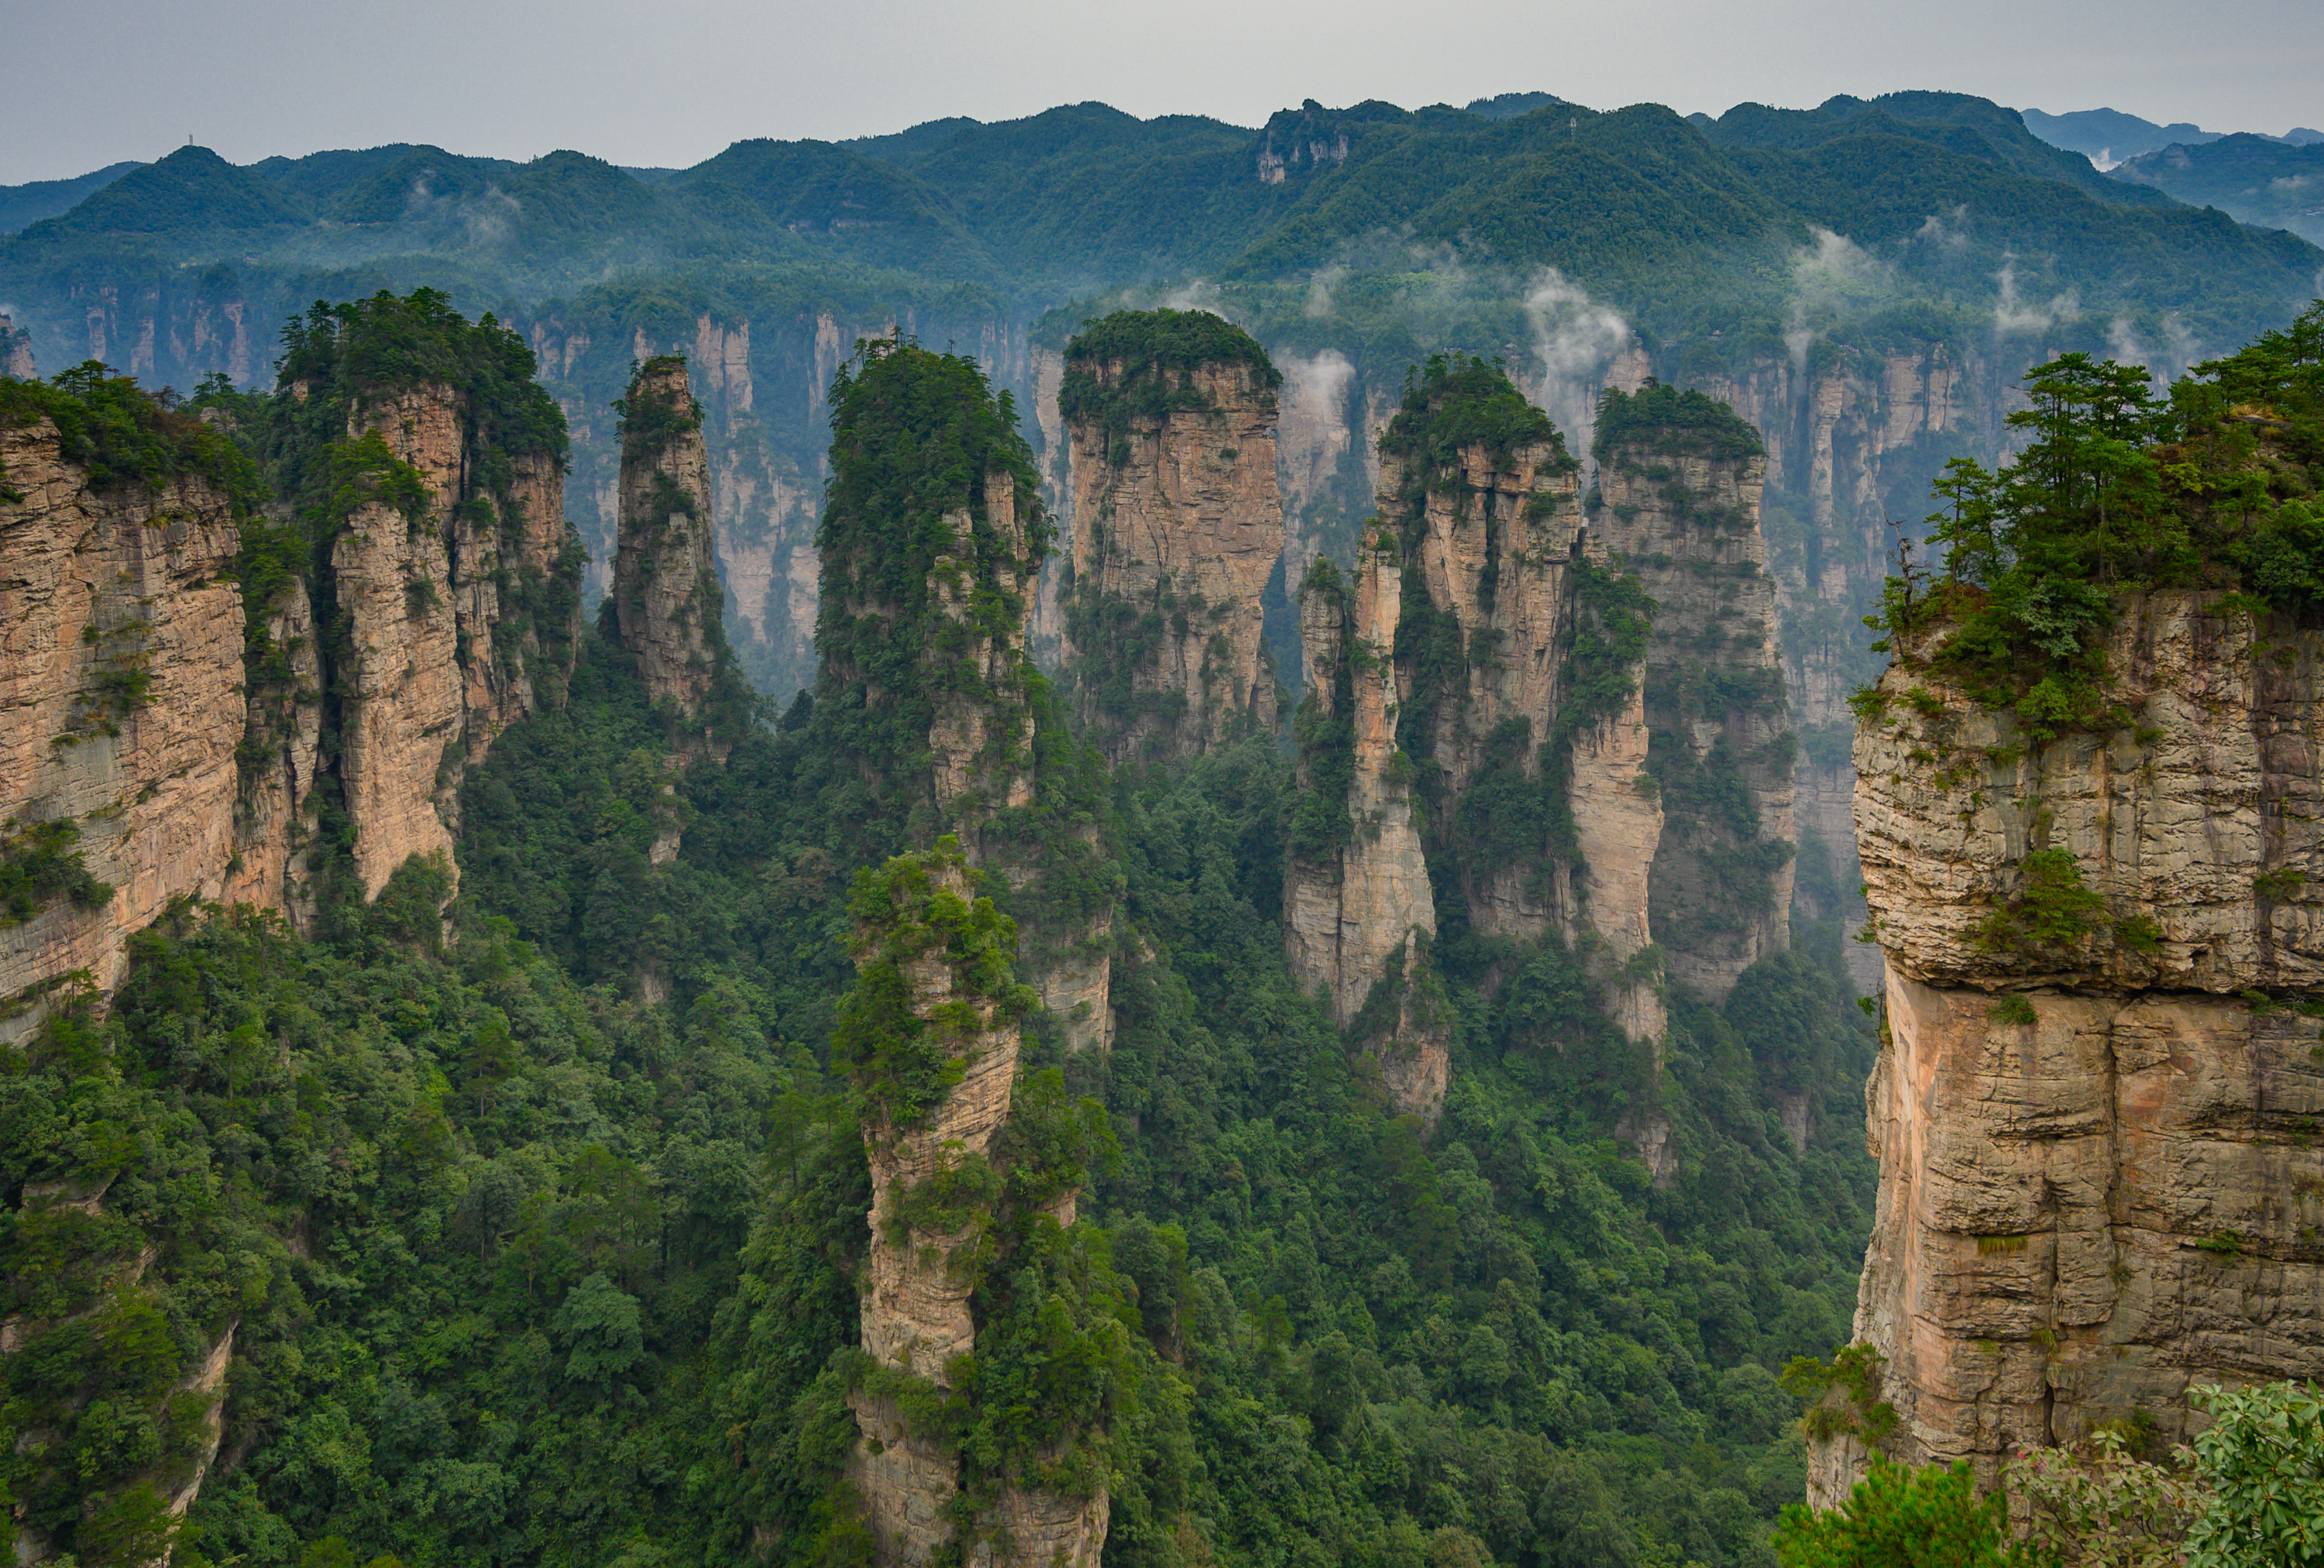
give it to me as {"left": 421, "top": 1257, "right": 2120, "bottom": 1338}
{"left": 4, "top": 0, "right": 2319, "bottom": 185}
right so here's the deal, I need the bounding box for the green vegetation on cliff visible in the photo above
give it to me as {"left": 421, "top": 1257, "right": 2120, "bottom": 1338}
{"left": 1059, "top": 308, "right": 1281, "bottom": 465}
{"left": 1870, "top": 300, "right": 2324, "bottom": 735}
{"left": 1594, "top": 381, "right": 1765, "bottom": 463}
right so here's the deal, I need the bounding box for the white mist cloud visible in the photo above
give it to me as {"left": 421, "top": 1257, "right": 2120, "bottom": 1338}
{"left": 1305, "top": 263, "right": 1346, "bottom": 320}
{"left": 1913, "top": 208, "right": 1971, "bottom": 251}
{"left": 1780, "top": 225, "right": 1895, "bottom": 372}
{"left": 1992, "top": 260, "right": 2077, "bottom": 337}
{"left": 1158, "top": 278, "right": 1220, "bottom": 312}
{"left": 1523, "top": 266, "right": 1631, "bottom": 457}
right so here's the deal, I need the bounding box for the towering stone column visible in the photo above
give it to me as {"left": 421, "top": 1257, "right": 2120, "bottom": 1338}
{"left": 615, "top": 356, "right": 730, "bottom": 721}
{"left": 1817, "top": 592, "right": 2324, "bottom": 1506}
{"left": 0, "top": 406, "right": 248, "bottom": 1013}
{"left": 1060, "top": 310, "right": 1284, "bottom": 764}
{"left": 1284, "top": 542, "right": 1439, "bottom": 1061}
{"left": 1593, "top": 384, "right": 1795, "bottom": 1003}
{"left": 844, "top": 848, "right": 1033, "bottom": 1563}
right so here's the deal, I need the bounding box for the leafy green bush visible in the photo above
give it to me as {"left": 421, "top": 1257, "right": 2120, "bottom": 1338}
{"left": 1970, "top": 848, "right": 2106, "bottom": 961}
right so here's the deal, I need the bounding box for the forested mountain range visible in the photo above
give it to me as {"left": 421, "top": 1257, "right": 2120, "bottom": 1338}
{"left": 7, "top": 74, "right": 2324, "bottom": 1568}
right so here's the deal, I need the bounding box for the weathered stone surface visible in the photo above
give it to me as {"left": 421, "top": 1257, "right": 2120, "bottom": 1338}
{"left": 1383, "top": 439, "right": 1585, "bottom": 827}
{"left": 615, "top": 359, "right": 726, "bottom": 720}
{"left": 1064, "top": 358, "right": 1282, "bottom": 761}
{"left": 222, "top": 568, "right": 320, "bottom": 922}
{"left": 1820, "top": 590, "right": 2324, "bottom": 1506}
{"left": 1, "top": 314, "right": 33, "bottom": 379}
{"left": 1286, "top": 540, "right": 1436, "bottom": 1025}
{"left": 847, "top": 857, "right": 1107, "bottom": 1568}
{"left": 1597, "top": 441, "right": 1795, "bottom": 1002}
{"left": 1, "top": 415, "right": 249, "bottom": 1016}
{"left": 1563, "top": 676, "right": 1668, "bottom": 1044}
{"left": 1858, "top": 594, "right": 2324, "bottom": 994}
{"left": 332, "top": 486, "right": 462, "bottom": 899}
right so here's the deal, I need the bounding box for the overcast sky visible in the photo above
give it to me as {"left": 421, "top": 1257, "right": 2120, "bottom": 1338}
{"left": 4, "top": 0, "right": 2319, "bottom": 185}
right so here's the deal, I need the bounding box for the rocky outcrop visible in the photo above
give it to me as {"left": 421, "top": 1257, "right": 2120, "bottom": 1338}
{"left": 849, "top": 854, "right": 1026, "bottom": 1564}
{"left": 0, "top": 414, "right": 249, "bottom": 1020}
{"left": 1561, "top": 654, "right": 1668, "bottom": 1044}
{"left": 615, "top": 357, "right": 728, "bottom": 721}
{"left": 333, "top": 380, "right": 579, "bottom": 896}
{"left": 1061, "top": 317, "right": 1284, "bottom": 762}
{"left": 1285, "top": 542, "right": 1436, "bottom": 1028}
{"left": 1594, "top": 392, "right": 1796, "bottom": 1002}
{"left": 333, "top": 387, "right": 469, "bottom": 898}
{"left": 846, "top": 848, "right": 1109, "bottom": 1567}
{"left": 1819, "top": 590, "right": 2324, "bottom": 1504}
{"left": 3, "top": 331, "right": 580, "bottom": 1027}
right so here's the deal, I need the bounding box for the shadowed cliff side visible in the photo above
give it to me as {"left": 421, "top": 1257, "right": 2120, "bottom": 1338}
{"left": 1061, "top": 309, "right": 1284, "bottom": 764}
{"left": 1593, "top": 382, "right": 1796, "bottom": 1006}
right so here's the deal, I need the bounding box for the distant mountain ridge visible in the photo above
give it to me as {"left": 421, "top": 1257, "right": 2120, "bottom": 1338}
{"left": 2022, "top": 105, "right": 2323, "bottom": 168}
{"left": 0, "top": 160, "right": 143, "bottom": 235}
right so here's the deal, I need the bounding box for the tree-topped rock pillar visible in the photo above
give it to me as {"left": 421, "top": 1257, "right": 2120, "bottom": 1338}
{"left": 1593, "top": 381, "right": 1795, "bottom": 1005}
{"left": 1060, "top": 308, "right": 1285, "bottom": 764}
{"left": 615, "top": 356, "right": 732, "bottom": 726}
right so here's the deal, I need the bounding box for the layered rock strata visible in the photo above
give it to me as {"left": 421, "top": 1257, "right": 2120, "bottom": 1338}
{"left": 2, "top": 358, "right": 579, "bottom": 1027}
{"left": 1284, "top": 542, "right": 1437, "bottom": 1031}
{"left": 1817, "top": 591, "right": 2324, "bottom": 1504}
{"left": 1373, "top": 423, "right": 1595, "bottom": 940}
{"left": 614, "top": 356, "right": 729, "bottom": 722}
{"left": 1594, "top": 401, "right": 1796, "bottom": 1002}
{"left": 1062, "top": 331, "right": 1283, "bottom": 762}
{"left": 0, "top": 414, "right": 249, "bottom": 1017}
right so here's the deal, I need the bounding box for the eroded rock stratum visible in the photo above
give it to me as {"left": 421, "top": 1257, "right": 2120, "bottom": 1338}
{"left": 1818, "top": 591, "right": 2324, "bottom": 1503}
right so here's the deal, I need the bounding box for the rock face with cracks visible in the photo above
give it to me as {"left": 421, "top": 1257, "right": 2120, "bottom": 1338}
{"left": 844, "top": 851, "right": 1108, "bottom": 1568}
{"left": 1064, "top": 354, "right": 1283, "bottom": 762}
{"left": 1285, "top": 540, "right": 1438, "bottom": 1038}
{"left": 0, "top": 414, "right": 250, "bottom": 1016}
{"left": 1814, "top": 590, "right": 2324, "bottom": 1507}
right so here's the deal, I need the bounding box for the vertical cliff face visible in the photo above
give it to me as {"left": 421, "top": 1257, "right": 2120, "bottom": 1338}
{"left": 1593, "top": 386, "right": 1796, "bottom": 1003}
{"left": 615, "top": 357, "right": 730, "bottom": 723}
{"left": 1820, "top": 591, "right": 2324, "bottom": 1503}
{"left": 0, "top": 404, "right": 250, "bottom": 1018}
{"left": 2, "top": 315, "right": 33, "bottom": 379}
{"left": 332, "top": 385, "right": 469, "bottom": 897}
{"left": 1284, "top": 542, "right": 1437, "bottom": 1032}
{"left": 1369, "top": 381, "right": 1588, "bottom": 940}
{"left": 1059, "top": 311, "right": 1284, "bottom": 763}
{"left": 3, "top": 295, "right": 582, "bottom": 1030}
{"left": 846, "top": 850, "right": 1030, "bottom": 1563}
